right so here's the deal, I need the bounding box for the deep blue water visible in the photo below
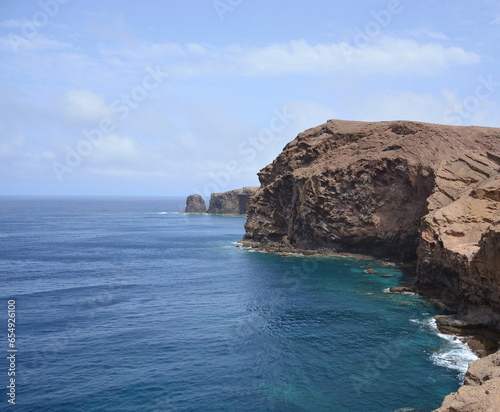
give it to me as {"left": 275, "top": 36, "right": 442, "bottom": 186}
{"left": 0, "top": 197, "right": 472, "bottom": 411}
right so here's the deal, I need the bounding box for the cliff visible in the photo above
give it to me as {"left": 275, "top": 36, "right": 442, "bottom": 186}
{"left": 184, "top": 194, "right": 207, "bottom": 213}
{"left": 417, "top": 170, "right": 500, "bottom": 329}
{"left": 207, "top": 187, "right": 259, "bottom": 215}
{"left": 243, "top": 119, "right": 500, "bottom": 327}
{"left": 434, "top": 350, "right": 500, "bottom": 411}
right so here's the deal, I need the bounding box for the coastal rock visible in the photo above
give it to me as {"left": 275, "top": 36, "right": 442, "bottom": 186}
{"left": 184, "top": 194, "right": 207, "bottom": 213}
{"left": 417, "top": 172, "right": 500, "bottom": 330}
{"left": 244, "top": 119, "right": 500, "bottom": 327}
{"left": 207, "top": 187, "right": 259, "bottom": 215}
{"left": 244, "top": 120, "right": 499, "bottom": 260}
{"left": 434, "top": 351, "right": 500, "bottom": 412}
{"left": 241, "top": 119, "right": 500, "bottom": 412}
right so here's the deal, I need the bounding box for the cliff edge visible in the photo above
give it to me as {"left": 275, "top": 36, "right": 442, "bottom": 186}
{"left": 243, "top": 119, "right": 500, "bottom": 328}
{"left": 207, "top": 187, "right": 259, "bottom": 215}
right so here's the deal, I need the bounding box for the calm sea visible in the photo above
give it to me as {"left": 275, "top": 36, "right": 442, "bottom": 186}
{"left": 0, "top": 197, "right": 476, "bottom": 411}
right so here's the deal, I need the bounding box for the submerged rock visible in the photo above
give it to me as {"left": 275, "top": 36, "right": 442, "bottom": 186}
{"left": 184, "top": 194, "right": 206, "bottom": 213}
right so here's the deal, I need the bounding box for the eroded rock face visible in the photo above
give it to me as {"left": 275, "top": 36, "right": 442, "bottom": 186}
{"left": 244, "top": 120, "right": 500, "bottom": 262}
{"left": 184, "top": 194, "right": 207, "bottom": 213}
{"left": 207, "top": 187, "right": 259, "bottom": 215}
{"left": 417, "top": 170, "right": 500, "bottom": 328}
{"left": 434, "top": 351, "right": 500, "bottom": 412}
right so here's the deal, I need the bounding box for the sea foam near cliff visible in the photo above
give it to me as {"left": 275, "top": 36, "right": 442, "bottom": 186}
{"left": 411, "top": 318, "right": 478, "bottom": 380}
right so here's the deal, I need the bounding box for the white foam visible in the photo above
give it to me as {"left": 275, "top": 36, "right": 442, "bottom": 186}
{"left": 427, "top": 318, "right": 478, "bottom": 380}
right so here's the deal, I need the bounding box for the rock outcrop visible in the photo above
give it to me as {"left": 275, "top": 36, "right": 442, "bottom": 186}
{"left": 434, "top": 350, "right": 500, "bottom": 412}
{"left": 417, "top": 169, "right": 500, "bottom": 329}
{"left": 243, "top": 119, "right": 500, "bottom": 325}
{"left": 184, "top": 194, "right": 207, "bottom": 213}
{"left": 207, "top": 187, "right": 259, "bottom": 215}
{"left": 241, "top": 119, "right": 500, "bottom": 412}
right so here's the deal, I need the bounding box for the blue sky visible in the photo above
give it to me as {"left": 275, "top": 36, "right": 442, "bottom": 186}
{"left": 1, "top": 0, "right": 500, "bottom": 196}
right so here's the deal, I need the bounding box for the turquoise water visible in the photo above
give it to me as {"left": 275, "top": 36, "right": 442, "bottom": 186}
{"left": 0, "top": 197, "right": 471, "bottom": 411}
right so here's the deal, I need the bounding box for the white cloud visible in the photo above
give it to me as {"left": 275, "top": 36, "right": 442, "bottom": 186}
{"left": 60, "top": 90, "right": 113, "bottom": 124}
{"left": 407, "top": 29, "right": 450, "bottom": 41}
{"left": 358, "top": 89, "right": 500, "bottom": 127}
{"left": 91, "top": 134, "right": 140, "bottom": 163}
{"left": 166, "top": 36, "right": 480, "bottom": 78}
{"left": 0, "top": 34, "right": 72, "bottom": 53}
{"left": 283, "top": 101, "right": 338, "bottom": 135}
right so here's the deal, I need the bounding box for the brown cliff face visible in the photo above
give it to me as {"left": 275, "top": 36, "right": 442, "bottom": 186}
{"left": 243, "top": 119, "right": 500, "bottom": 412}
{"left": 244, "top": 119, "right": 500, "bottom": 325}
{"left": 244, "top": 120, "right": 499, "bottom": 260}
{"left": 417, "top": 169, "right": 500, "bottom": 328}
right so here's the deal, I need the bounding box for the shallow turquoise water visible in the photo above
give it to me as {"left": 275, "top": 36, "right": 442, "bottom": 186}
{"left": 0, "top": 197, "right": 467, "bottom": 411}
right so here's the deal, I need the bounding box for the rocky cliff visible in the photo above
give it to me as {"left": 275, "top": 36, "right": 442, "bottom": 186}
{"left": 207, "top": 187, "right": 259, "bottom": 215}
{"left": 417, "top": 169, "right": 500, "bottom": 329}
{"left": 184, "top": 194, "right": 207, "bottom": 213}
{"left": 243, "top": 119, "right": 500, "bottom": 327}
{"left": 434, "top": 350, "right": 500, "bottom": 412}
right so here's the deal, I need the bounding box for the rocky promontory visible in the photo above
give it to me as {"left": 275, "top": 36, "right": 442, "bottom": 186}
{"left": 184, "top": 194, "right": 207, "bottom": 213}
{"left": 207, "top": 187, "right": 259, "bottom": 215}
{"left": 243, "top": 119, "right": 500, "bottom": 328}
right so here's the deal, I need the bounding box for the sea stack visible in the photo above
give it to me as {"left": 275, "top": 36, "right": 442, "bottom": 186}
{"left": 207, "top": 187, "right": 259, "bottom": 215}
{"left": 184, "top": 194, "right": 206, "bottom": 213}
{"left": 243, "top": 119, "right": 500, "bottom": 329}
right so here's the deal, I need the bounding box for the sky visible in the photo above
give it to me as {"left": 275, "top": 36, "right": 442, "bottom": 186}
{"left": 1, "top": 0, "right": 500, "bottom": 197}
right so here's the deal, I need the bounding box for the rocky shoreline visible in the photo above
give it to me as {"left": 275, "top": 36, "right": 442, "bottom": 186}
{"left": 240, "top": 242, "right": 500, "bottom": 411}
{"left": 240, "top": 119, "right": 500, "bottom": 411}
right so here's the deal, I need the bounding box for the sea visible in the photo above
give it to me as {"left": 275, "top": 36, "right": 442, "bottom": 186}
{"left": 0, "top": 197, "right": 478, "bottom": 412}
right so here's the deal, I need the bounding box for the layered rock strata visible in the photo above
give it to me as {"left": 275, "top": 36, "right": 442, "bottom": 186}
{"left": 207, "top": 187, "right": 259, "bottom": 215}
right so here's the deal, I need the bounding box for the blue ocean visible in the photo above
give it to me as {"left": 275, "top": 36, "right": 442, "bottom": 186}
{"left": 0, "top": 197, "right": 477, "bottom": 411}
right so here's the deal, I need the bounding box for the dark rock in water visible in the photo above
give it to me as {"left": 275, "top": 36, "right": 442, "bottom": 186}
{"left": 388, "top": 286, "right": 416, "bottom": 295}
{"left": 207, "top": 187, "right": 259, "bottom": 215}
{"left": 184, "top": 194, "right": 206, "bottom": 213}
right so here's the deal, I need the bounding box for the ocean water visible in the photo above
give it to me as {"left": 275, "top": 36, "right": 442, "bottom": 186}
{"left": 0, "top": 197, "right": 475, "bottom": 412}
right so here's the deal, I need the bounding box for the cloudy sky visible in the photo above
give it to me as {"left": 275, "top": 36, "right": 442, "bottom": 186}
{"left": 1, "top": 0, "right": 500, "bottom": 196}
